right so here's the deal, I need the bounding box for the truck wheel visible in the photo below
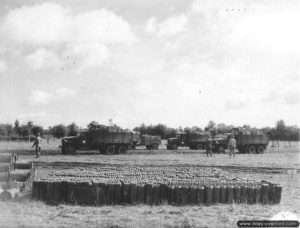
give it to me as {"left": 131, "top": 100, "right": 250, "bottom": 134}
{"left": 256, "top": 145, "right": 265, "bottom": 154}
{"left": 106, "top": 145, "right": 116, "bottom": 155}
{"left": 130, "top": 145, "right": 136, "bottom": 150}
{"left": 248, "top": 145, "right": 256, "bottom": 154}
{"left": 118, "top": 145, "right": 127, "bottom": 154}
{"left": 196, "top": 144, "right": 203, "bottom": 150}
{"left": 217, "top": 146, "right": 225, "bottom": 154}
{"left": 64, "top": 145, "right": 76, "bottom": 155}
{"left": 189, "top": 145, "right": 196, "bottom": 150}
{"left": 152, "top": 144, "right": 159, "bottom": 150}
{"left": 172, "top": 144, "right": 178, "bottom": 150}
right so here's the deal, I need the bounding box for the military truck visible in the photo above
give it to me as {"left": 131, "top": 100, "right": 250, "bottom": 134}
{"left": 61, "top": 128, "right": 139, "bottom": 155}
{"left": 212, "top": 133, "right": 232, "bottom": 153}
{"left": 233, "top": 130, "right": 269, "bottom": 153}
{"left": 139, "top": 134, "right": 161, "bottom": 150}
{"left": 167, "top": 132, "right": 210, "bottom": 150}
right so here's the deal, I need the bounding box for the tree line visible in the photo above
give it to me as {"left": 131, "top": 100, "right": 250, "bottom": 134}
{"left": 0, "top": 119, "right": 298, "bottom": 141}
{"left": 0, "top": 120, "right": 80, "bottom": 141}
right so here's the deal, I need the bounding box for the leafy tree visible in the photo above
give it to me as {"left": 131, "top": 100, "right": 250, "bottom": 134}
{"left": 205, "top": 120, "right": 216, "bottom": 131}
{"left": 0, "top": 124, "right": 13, "bottom": 137}
{"left": 19, "top": 125, "right": 30, "bottom": 137}
{"left": 27, "top": 121, "right": 34, "bottom": 141}
{"left": 184, "top": 126, "right": 203, "bottom": 133}
{"left": 31, "top": 126, "right": 44, "bottom": 136}
{"left": 67, "top": 122, "right": 79, "bottom": 136}
{"left": 275, "top": 120, "right": 286, "bottom": 140}
{"left": 51, "top": 124, "right": 67, "bottom": 138}
{"left": 14, "top": 119, "right": 20, "bottom": 136}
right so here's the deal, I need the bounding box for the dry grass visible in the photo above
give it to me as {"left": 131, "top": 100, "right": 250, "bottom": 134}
{"left": 0, "top": 139, "right": 61, "bottom": 155}
{"left": 0, "top": 172, "right": 299, "bottom": 228}
{"left": 0, "top": 141, "right": 299, "bottom": 227}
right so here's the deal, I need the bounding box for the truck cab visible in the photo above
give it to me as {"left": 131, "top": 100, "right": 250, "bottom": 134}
{"left": 212, "top": 133, "right": 231, "bottom": 153}
{"left": 167, "top": 132, "right": 187, "bottom": 150}
{"left": 167, "top": 132, "right": 209, "bottom": 150}
{"left": 61, "top": 132, "right": 90, "bottom": 154}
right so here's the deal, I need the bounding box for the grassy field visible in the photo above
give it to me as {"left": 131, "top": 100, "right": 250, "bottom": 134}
{"left": 0, "top": 141, "right": 299, "bottom": 227}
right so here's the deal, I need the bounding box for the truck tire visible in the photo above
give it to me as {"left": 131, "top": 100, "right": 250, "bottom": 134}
{"left": 64, "top": 145, "right": 76, "bottom": 155}
{"left": 152, "top": 144, "right": 159, "bottom": 150}
{"left": 118, "top": 145, "right": 127, "bottom": 154}
{"left": 256, "top": 145, "right": 265, "bottom": 154}
{"left": 196, "top": 144, "right": 203, "bottom": 150}
{"left": 248, "top": 145, "right": 256, "bottom": 154}
{"left": 189, "top": 145, "right": 196, "bottom": 150}
{"left": 217, "top": 145, "right": 225, "bottom": 154}
{"left": 106, "top": 145, "right": 116, "bottom": 155}
{"left": 130, "top": 145, "right": 136, "bottom": 150}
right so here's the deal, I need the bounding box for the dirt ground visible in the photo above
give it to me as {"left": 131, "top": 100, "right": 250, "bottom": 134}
{"left": 0, "top": 142, "right": 299, "bottom": 227}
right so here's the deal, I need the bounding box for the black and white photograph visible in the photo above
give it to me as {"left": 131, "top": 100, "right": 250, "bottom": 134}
{"left": 0, "top": 0, "right": 299, "bottom": 227}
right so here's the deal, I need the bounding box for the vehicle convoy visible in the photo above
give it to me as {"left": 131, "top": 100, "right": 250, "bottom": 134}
{"left": 166, "top": 128, "right": 269, "bottom": 153}
{"left": 61, "top": 127, "right": 139, "bottom": 155}
{"left": 167, "top": 132, "right": 210, "bottom": 150}
{"left": 138, "top": 134, "right": 161, "bottom": 150}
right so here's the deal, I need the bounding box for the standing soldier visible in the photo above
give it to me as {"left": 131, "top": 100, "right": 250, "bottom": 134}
{"left": 206, "top": 138, "right": 213, "bottom": 157}
{"left": 228, "top": 135, "right": 237, "bottom": 158}
{"left": 32, "top": 132, "right": 42, "bottom": 158}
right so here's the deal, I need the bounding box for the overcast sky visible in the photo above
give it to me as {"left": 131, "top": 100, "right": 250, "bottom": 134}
{"left": 0, "top": 0, "right": 299, "bottom": 129}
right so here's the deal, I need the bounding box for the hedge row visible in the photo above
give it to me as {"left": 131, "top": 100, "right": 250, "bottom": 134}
{"left": 32, "top": 180, "right": 282, "bottom": 206}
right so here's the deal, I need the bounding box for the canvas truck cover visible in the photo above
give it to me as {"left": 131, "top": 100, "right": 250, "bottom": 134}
{"left": 188, "top": 133, "right": 210, "bottom": 143}
{"left": 89, "top": 130, "right": 136, "bottom": 145}
{"left": 236, "top": 134, "right": 269, "bottom": 145}
{"left": 141, "top": 134, "right": 161, "bottom": 146}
